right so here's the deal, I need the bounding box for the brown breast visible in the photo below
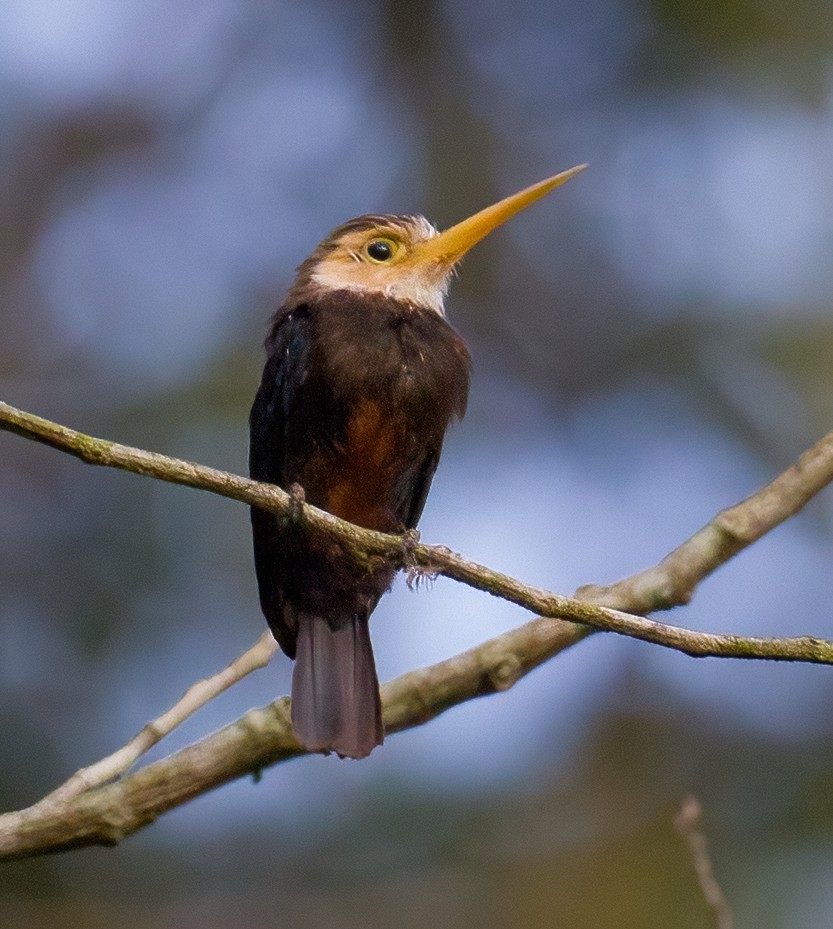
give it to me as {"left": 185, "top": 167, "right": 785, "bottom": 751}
{"left": 324, "top": 398, "right": 402, "bottom": 532}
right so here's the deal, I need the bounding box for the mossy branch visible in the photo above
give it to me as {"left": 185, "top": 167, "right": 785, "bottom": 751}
{"left": 1, "top": 398, "right": 833, "bottom": 859}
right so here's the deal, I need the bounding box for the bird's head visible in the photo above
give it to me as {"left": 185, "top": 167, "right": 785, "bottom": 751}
{"left": 286, "top": 164, "right": 586, "bottom": 315}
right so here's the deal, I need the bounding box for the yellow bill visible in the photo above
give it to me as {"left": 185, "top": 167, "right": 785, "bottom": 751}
{"left": 414, "top": 163, "right": 587, "bottom": 266}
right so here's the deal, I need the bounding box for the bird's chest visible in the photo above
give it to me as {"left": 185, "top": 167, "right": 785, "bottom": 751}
{"left": 287, "top": 298, "right": 467, "bottom": 529}
{"left": 314, "top": 305, "right": 440, "bottom": 469}
{"left": 316, "top": 301, "right": 444, "bottom": 410}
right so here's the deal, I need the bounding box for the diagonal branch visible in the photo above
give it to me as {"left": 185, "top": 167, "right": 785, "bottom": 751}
{"left": 0, "top": 615, "right": 593, "bottom": 860}
{"left": 2, "top": 399, "right": 833, "bottom": 660}
{"left": 579, "top": 426, "right": 833, "bottom": 612}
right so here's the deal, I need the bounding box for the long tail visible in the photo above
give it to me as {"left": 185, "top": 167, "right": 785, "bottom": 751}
{"left": 291, "top": 612, "right": 384, "bottom": 759}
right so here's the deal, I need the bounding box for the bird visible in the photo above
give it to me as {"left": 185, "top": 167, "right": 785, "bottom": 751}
{"left": 249, "top": 164, "right": 586, "bottom": 759}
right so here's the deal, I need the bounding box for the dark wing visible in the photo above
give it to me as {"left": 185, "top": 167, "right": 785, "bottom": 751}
{"left": 394, "top": 449, "right": 441, "bottom": 531}
{"left": 389, "top": 307, "right": 470, "bottom": 532}
{"left": 249, "top": 307, "right": 315, "bottom": 657}
{"left": 249, "top": 307, "right": 314, "bottom": 485}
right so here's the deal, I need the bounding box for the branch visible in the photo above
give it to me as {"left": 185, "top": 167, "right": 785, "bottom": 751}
{"left": 2, "top": 399, "right": 833, "bottom": 662}
{"left": 580, "top": 426, "right": 833, "bottom": 612}
{"left": 2, "top": 398, "right": 833, "bottom": 858}
{"left": 0, "top": 614, "right": 584, "bottom": 860}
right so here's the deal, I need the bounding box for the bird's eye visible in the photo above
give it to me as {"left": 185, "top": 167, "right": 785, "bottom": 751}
{"left": 365, "top": 239, "right": 397, "bottom": 262}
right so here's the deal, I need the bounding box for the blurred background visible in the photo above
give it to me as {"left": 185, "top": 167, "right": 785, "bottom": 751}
{"left": 2, "top": 0, "right": 833, "bottom": 926}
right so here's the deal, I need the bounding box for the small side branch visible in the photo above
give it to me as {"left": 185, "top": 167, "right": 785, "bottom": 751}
{"left": 674, "top": 796, "right": 734, "bottom": 929}
{"left": 35, "top": 632, "right": 278, "bottom": 811}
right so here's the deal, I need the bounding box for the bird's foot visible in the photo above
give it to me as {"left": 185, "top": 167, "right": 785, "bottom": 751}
{"left": 402, "top": 528, "right": 420, "bottom": 564}
{"left": 403, "top": 529, "right": 435, "bottom": 589}
{"left": 288, "top": 482, "right": 306, "bottom": 522}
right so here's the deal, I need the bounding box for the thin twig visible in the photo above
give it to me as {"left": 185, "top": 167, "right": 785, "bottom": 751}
{"left": 674, "top": 796, "right": 734, "bottom": 929}
{"left": 35, "top": 632, "right": 278, "bottom": 811}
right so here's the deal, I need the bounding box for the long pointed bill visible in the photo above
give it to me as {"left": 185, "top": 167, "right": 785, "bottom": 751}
{"left": 414, "top": 163, "right": 587, "bottom": 266}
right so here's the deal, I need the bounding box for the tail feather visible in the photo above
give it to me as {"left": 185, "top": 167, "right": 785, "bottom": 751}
{"left": 291, "top": 612, "right": 384, "bottom": 759}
